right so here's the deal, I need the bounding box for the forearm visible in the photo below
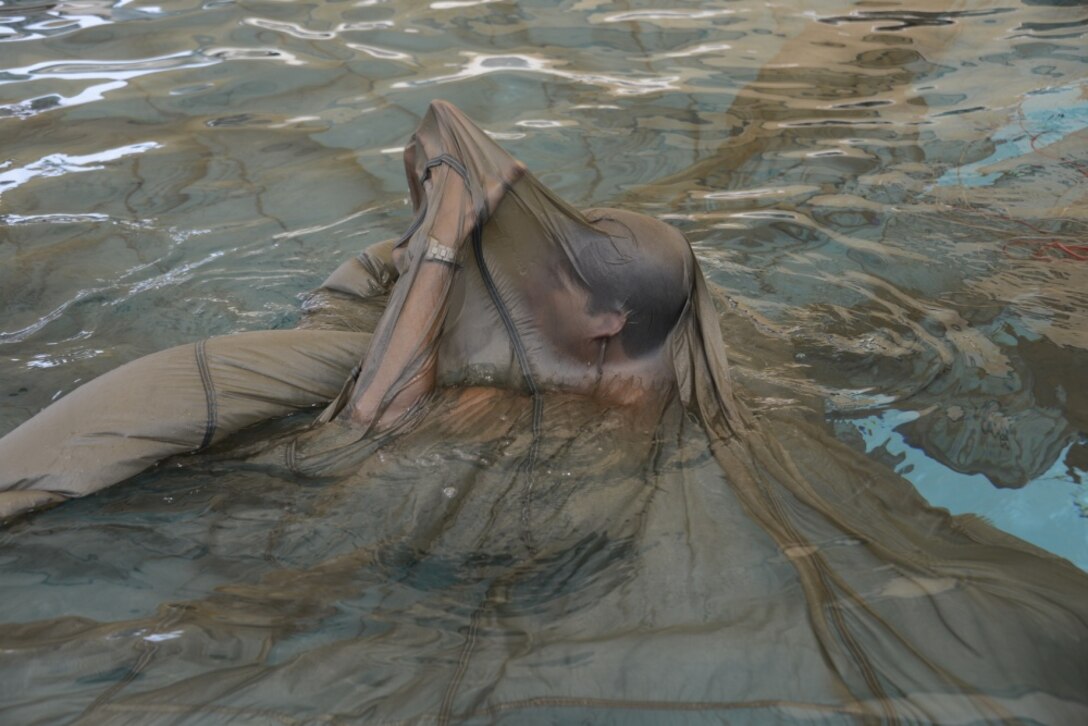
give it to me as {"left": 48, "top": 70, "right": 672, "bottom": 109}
{"left": 348, "top": 165, "right": 471, "bottom": 429}
{"left": 348, "top": 260, "right": 451, "bottom": 429}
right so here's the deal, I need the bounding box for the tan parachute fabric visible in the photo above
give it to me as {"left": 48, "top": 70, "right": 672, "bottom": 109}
{"left": 0, "top": 101, "right": 1086, "bottom": 724}
{"left": 0, "top": 241, "right": 398, "bottom": 519}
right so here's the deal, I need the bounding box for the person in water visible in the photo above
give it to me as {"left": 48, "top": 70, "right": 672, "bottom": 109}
{"left": 0, "top": 99, "right": 722, "bottom": 513}
{"left": 0, "top": 101, "right": 1086, "bottom": 724}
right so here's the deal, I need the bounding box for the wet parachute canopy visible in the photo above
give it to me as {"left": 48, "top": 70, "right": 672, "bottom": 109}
{"left": 332, "top": 100, "right": 729, "bottom": 438}
{"left": 0, "top": 101, "right": 1086, "bottom": 723}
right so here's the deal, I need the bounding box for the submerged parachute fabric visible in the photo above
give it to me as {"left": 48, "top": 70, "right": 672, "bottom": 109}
{"left": 0, "top": 101, "right": 1086, "bottom": 723}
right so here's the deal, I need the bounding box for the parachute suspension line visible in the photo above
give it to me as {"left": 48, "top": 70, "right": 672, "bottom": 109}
{"left": 470, "top": 219, "right": 543, "bottom": 555}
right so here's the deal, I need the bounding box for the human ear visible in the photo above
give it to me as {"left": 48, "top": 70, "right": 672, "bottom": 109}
{"left": 587, "top": 309, "right": 627, "bottom": 340}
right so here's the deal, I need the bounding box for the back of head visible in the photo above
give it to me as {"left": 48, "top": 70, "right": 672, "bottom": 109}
{"left": 577, "top": 208, "right": 695, "bottom": 359}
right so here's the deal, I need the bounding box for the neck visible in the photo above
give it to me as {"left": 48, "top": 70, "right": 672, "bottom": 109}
{"left": 593, "top": 349, "right": 675, "bottom": 415}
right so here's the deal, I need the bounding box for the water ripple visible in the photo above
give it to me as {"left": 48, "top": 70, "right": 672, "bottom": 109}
{"left": 345, "top": 42, "right": 414, "bottom": 63}
{"left": 0, "top": 141, "right": 160, "bottom": 197}
{"left": 596, "top": 9, "right": 737, "bottom": 25}
{"left": 0, "top": 3, "right": 113, "bottom": 43}
{"left": 430, "top": 0, "right": 501, "bottom": 9}
{"left": 391, "top": 52, "right": 679, "bottom": 96}
{"left": 244, "top": 17, "right": 336, "bottom": 41}
{"left": 1, "top": 52, "right": 213, "bottom": 82}
{"left": 202, "top": 46, "right": 306, "bottom": 66}
{"left": 818, "top": 8, "right": 1015, "bottom": 31}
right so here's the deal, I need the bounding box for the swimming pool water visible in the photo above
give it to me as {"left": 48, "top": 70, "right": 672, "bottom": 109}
{"left": 0, "top": 0, "right": 1086, "bottom": 717}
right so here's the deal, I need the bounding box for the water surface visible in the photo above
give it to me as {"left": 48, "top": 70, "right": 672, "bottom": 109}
{"left": 1, "top": 0, "right": 1087, "bottom": 719}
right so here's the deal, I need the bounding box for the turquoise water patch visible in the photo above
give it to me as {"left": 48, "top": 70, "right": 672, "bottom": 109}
{"left": 851, "top": 408, "right": 1088, "bottom": 570}
{"left": 937, "top": 82, "right": 1088, "bottom": 187}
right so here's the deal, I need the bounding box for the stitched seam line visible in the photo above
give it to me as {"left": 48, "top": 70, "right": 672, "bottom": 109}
{"left": 195, "top": 339, "right": 218, "bottom": 450}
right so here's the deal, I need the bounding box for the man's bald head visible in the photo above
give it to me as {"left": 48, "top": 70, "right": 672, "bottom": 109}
{"left": 574, "top": 208, "right": 694, "bottom": 359}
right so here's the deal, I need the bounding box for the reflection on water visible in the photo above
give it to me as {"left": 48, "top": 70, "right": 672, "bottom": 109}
{"left": 0, "top": 0, "right": 1086, "bottom": 720}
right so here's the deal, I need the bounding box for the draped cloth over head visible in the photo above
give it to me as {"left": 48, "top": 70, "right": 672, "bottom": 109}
{"left": 317, "top": 100, "right": 739, "bottom": 430}
{"left": 317, "top": 99, "right": 744, "bottom": 446}
{"left": 0, "top": 101, "right": 1086, "bottom": 724}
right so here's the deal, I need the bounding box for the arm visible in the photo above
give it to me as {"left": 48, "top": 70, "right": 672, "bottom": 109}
{"left": 347, "top": 164, "right": 475, "bottom": 429}
{"left": 298, "top": 239, "right": 400, "bottom": 333}
{"left": 344, "top": 101, "right": 523, "bottom": 431}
